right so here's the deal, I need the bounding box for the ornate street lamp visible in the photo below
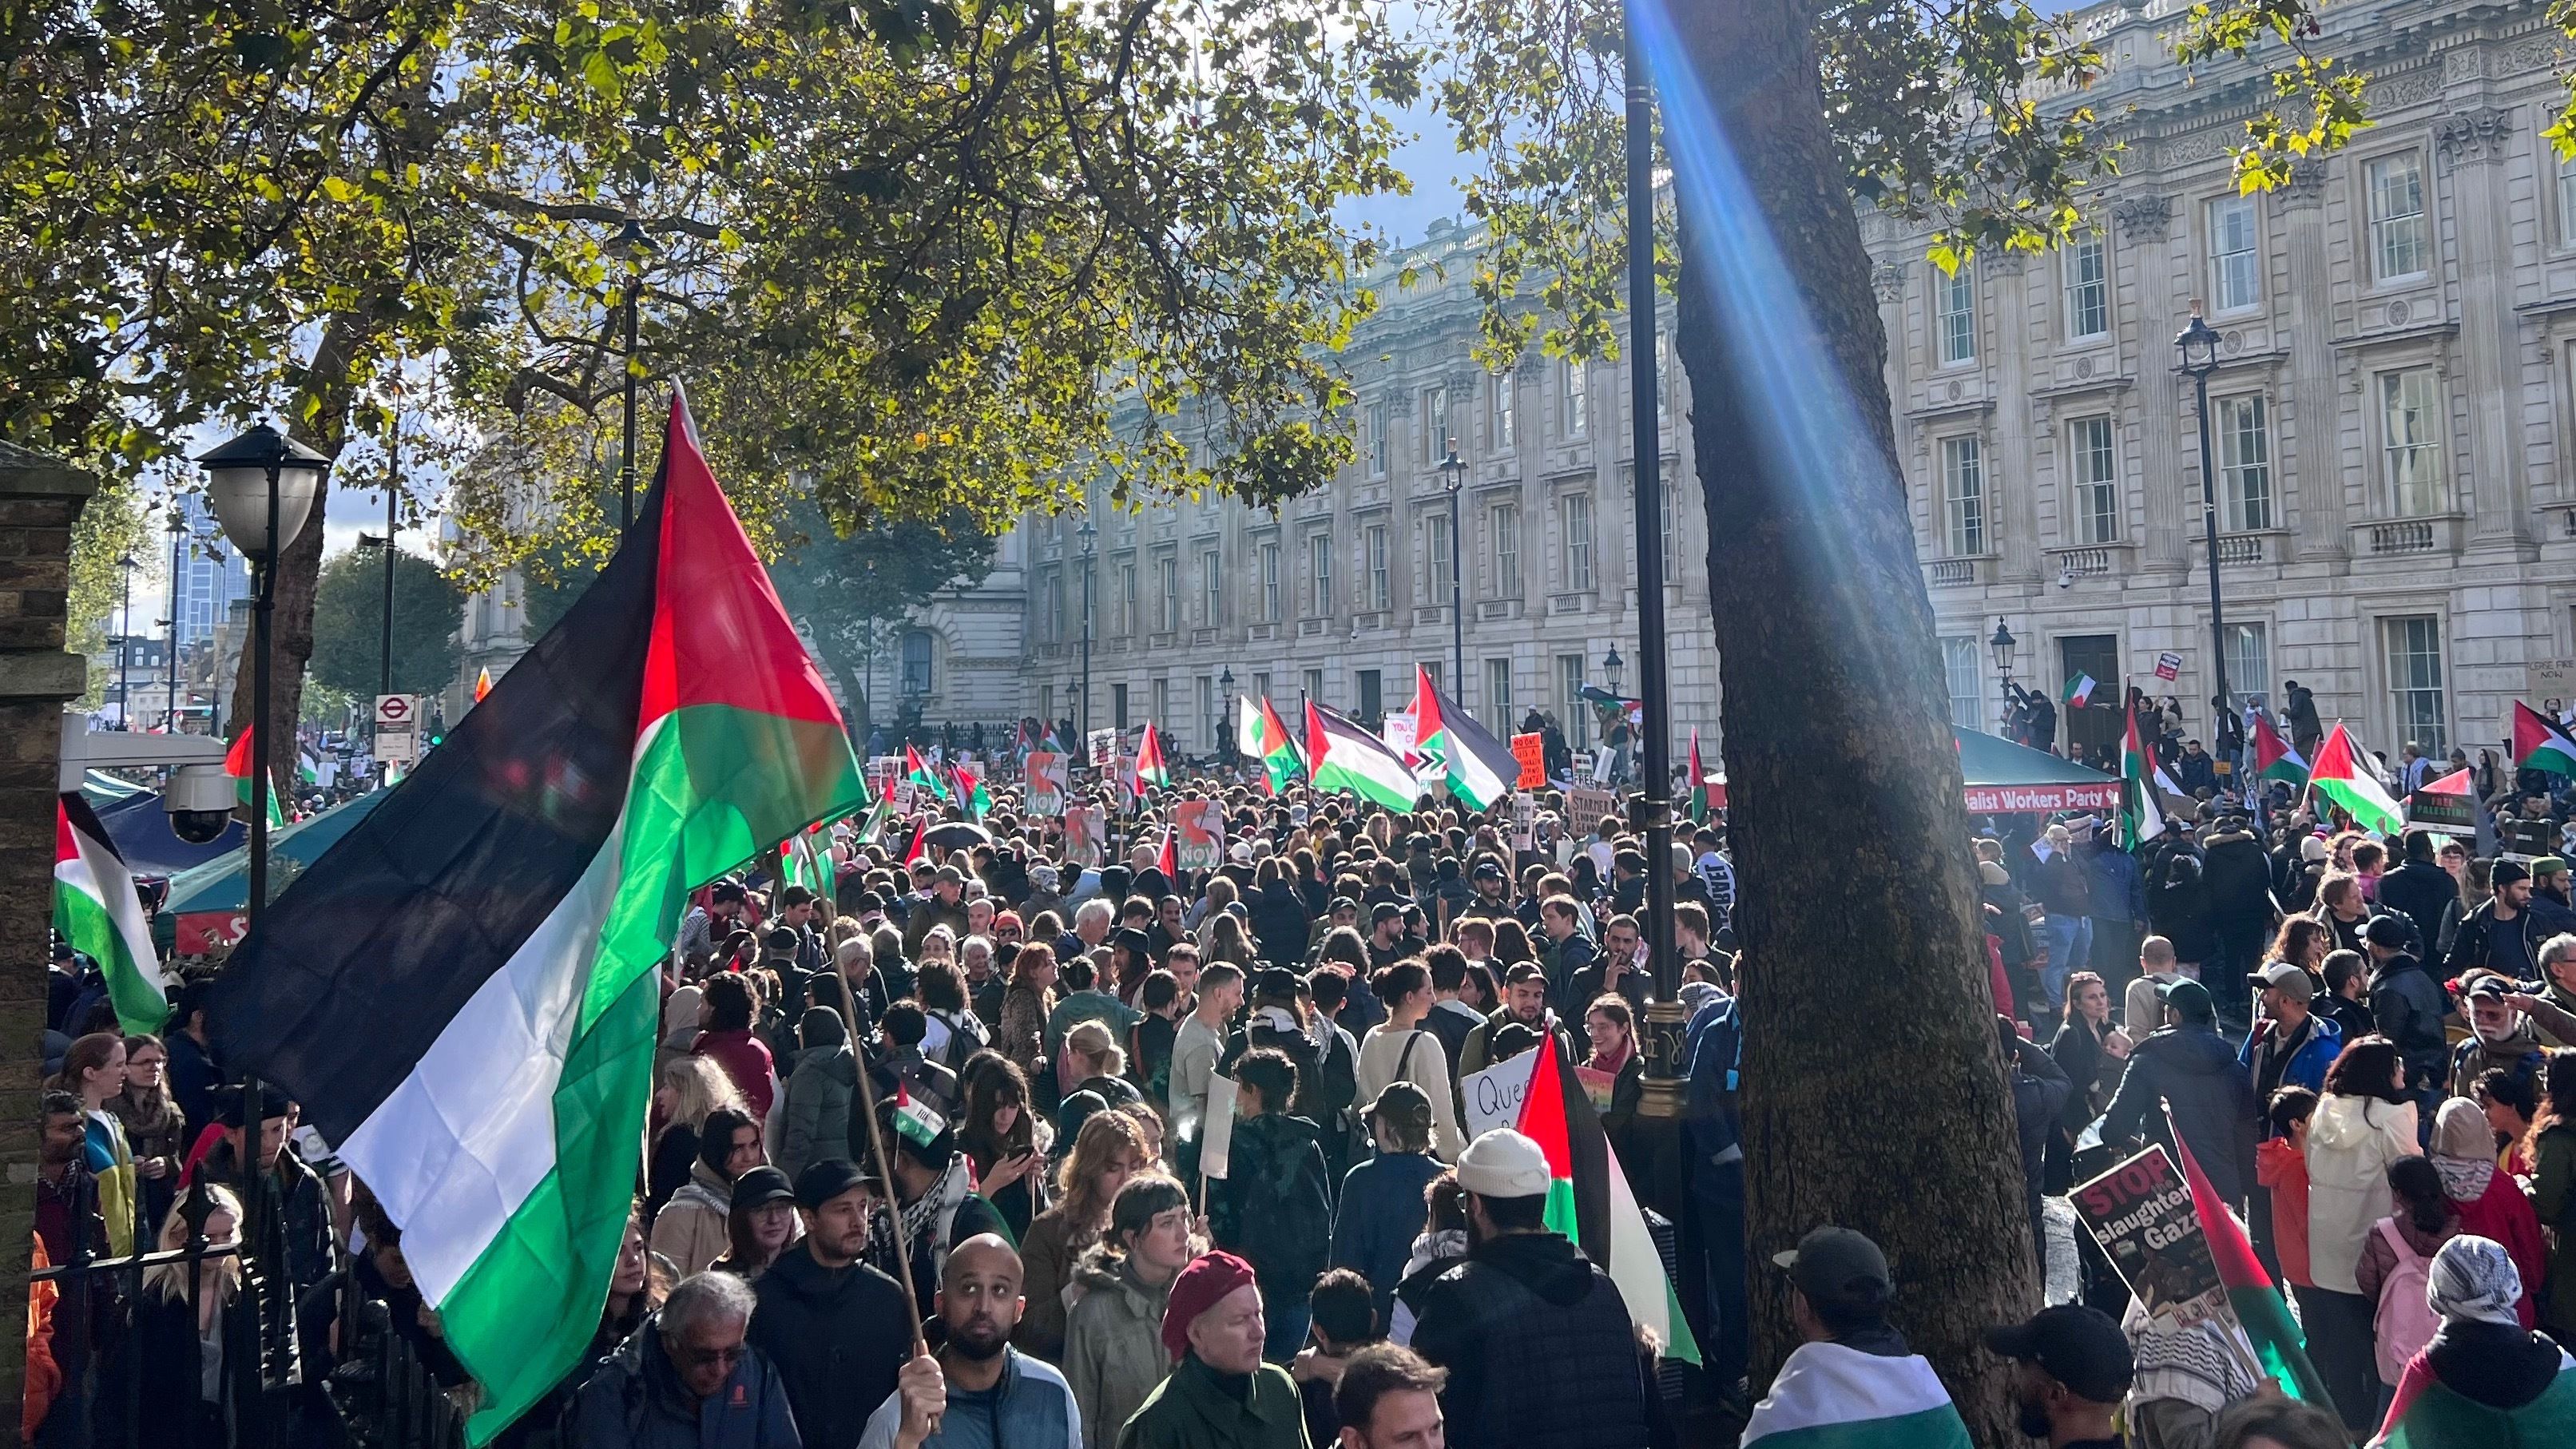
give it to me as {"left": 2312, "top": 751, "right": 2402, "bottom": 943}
{"left": 2175, "top": 301, "right": 2232, "bottom": 726}
{"left": 1219, "top": 665, "right": 1236, "bottom": 764}
{"left": 1078, "top": 518, "right": 1097, "bottom": 766}
{"left": 1439, "top": 438, "right": 1467, "bottom": 693}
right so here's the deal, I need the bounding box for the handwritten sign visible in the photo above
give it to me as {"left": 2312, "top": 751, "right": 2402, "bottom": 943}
{"left": 1176, "top": 799, "right": 1225, "bottom": 871}
{"left": 1025, "top": 752, "right": 1069, "bottom": 816}
{"left": 1461, "top": 1046, "right": 1541, "bottom": 1142}
{"left": 1510, "top": 792, "right": 1538, "bottom": 852}
{"left": 1511, "top": 732, "right": 1546, "bottom": 788}
{"left": 1063, "top": 804, "right": 1107, "bottom": 867}
{"left": 1567, "top": 784, "right": 1618, "bottom": 831}
{"left": 1200, "top": 1074, "right": 1240, "bottom": 1181}
{"left": 1382, "top": 712, "right": 1418, "bottom": 762}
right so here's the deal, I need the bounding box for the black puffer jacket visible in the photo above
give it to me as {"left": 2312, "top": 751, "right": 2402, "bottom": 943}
{"left": 1208, "top": 1113, "right": 1332, "bottom": 1300}
{"left": 2099, "top": 1021, "right": 2256, "bottom": 1205}
{"left": 2198, "top": 826, "right": 2276, "bottom": 950}
{"left": 2376, "top": 859, "right": 2458, "bottom": 958}
{"left": 744, "top": 1242, "right": 915, "bottom": 1449}
{"left": 1410, "top": 1230, "right": 1651, "bottom": 1449}
{"left": 1246, "top": 883, "right": 1312, "bottom": 971}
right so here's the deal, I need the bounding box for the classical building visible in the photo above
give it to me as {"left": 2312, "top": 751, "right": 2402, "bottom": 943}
{"left": 1008, "top": 216, "right": 1721, "bottom": 760}
{"left": 1877, "top": 0, "right": 2576, "bottom": 765}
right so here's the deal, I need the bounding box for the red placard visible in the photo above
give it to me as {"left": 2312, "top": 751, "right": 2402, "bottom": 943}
{"left": 1510, "top": 732, "right": 1546, "bottom": 788}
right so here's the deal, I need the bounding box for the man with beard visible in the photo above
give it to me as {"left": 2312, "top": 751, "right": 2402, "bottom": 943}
{"left": 1454, "top": 859, "right": 1514, "bottom": 924}
{"left": 1983, "top": 1305, "right": 2131, "bottom": 1449}
{"left": 863, "top": 1234, "right": 1080, "bottom": 1449}
{"left": 1455, "top": 963, "right": 1576, "bottom": 1078}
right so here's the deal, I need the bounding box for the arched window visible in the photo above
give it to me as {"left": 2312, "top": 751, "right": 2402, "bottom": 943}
{"left": 900, "top": 631, "right": 934, "bottom": 697}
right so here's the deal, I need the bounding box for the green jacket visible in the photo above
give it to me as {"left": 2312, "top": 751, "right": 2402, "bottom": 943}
{"left": 1114, "top": 1352, "right": 1308, "bottom": 1449}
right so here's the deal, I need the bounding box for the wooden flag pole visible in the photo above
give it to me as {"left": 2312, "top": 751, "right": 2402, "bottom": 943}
{"left": 848, "top": 1034, "right": 931, "bottom": 1359}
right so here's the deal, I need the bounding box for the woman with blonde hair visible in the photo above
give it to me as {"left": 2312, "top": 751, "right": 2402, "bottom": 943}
{"left": 1014, "top": 1107, "right": 1153, "bottom": 1361}
{"left": 132, "top": 1185, "right": 244, "bottom": 1449}
{"left": 52, "top": 1033, "right": 138, "bottom": 1256}
{"left": 1057, "top": 1019, "right": 1143, "bottom": 1134}
{"left": 647, "top": 1056, "right": 746, "bottom": 1223}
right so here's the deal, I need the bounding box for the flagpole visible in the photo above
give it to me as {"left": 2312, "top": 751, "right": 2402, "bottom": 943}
{"left": 849, "top": 1030, "right": 931, "bottom": 1358}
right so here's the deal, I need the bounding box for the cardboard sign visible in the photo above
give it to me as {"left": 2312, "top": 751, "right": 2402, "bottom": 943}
{"left": 2526, "top": 660, "right": 2576, "bottom": 699}
{"left": 1200, "top": 1074, "right": 1239, "bottom": 1181}
{"left": 1025, "top": 752, "right": 1069, "bottom": 816}
{"left": 2154, "top": 651, "right": 2184, "bottom": 682}
{"left": 1461, "top": 1046, "right": 1541, "bottom": 1142}
{"left": 1063, "top": 804, "right": 1108, "bottom": 867}
{"left": 1511, "top": 732, "right": 1546, "bottom": 788}
{"left": 1382, "top": 712, "right": 1418, "bottom": 761}
{"left": 1176, "top": 799, "right": 1225, "bottom": 871}
{"left": 1567, "top": 784, "right": 1618, "bottom": 831}
{"left": 2070, "top": 1146, "right": 2226, "bottom": 1323}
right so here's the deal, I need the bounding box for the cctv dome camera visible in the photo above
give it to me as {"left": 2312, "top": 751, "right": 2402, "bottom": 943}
{"left": 165, "top": 763, "right": 236, "bottom": 844}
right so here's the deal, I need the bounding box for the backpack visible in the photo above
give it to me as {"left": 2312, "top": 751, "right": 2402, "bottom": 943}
{"left": 2371, "top": 1218, "right": 2441, "bottom": 1387}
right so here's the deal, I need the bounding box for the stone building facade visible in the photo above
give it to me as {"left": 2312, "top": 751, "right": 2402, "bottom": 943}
{"left": 1879, "top": 0, "right": 2576, "bottom": 765}
{"left": 1010, "top": 216, "right": 1720, "bottom": 760}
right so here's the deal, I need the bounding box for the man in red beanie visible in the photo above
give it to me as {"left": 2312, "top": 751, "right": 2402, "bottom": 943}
{"left": 1115, "top": 1251, "right": 1307, "bottom": 1449}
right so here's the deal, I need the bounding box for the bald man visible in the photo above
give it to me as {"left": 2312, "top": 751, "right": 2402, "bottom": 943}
{"left": 862, "top": 1234, "right": 1084, "bottom": 1449}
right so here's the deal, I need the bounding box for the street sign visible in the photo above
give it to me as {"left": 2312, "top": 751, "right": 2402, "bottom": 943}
{"left": 377, "top": 731, "right": 417, "bottom": 764}
{"left": 374, "top": 693, "right": 421, "bottom": 731}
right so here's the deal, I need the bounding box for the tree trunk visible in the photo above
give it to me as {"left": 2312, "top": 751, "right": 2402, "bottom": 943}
{"left": 1665, "top": 0, "right": 2038, "bottom": 1439}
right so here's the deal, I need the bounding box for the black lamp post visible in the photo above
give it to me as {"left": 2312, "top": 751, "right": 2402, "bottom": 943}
{"left": 613, "top": 218, "right": 653, "bottom": 530}
{"left": 1990, "top": 617, "right": 2017, "bottom": 729}
{"left": 1078, "top": 518, "right": 1097, "bottom": 768}
{"left": 114, "top": 552, "right": 139, "bottom": 728}
{"left": 163, "top": 504, "right": 189, "bottom": 732}
{"left": 1439, "top": 438, "right": 1467, "bottom": 693}
{"left": 2174, "top": 301, "right": 2232, "bottom": 725}
{"left": 1603, "top": 645, "right": 1624, "bottom": 697}
{"left": 1219, "top": 665, "right": 1236, "bottom": 765}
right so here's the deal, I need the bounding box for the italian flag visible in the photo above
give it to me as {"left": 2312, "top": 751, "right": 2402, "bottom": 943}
{"left": 2167, "top": 1108, "right": 2332, "bottom": 1403}
{"left": 2374, "top": 1348, "right": 2576, "bottom": 1445}
{"left": 1305, "top": 700, "right": 1420, "bottom": 810}
{"left": 55, "top": 792, "right": 168, "bottom": 1035}
{"left": 225, "top": 724, "right": 283, "bottom": 828}
{"left": 2251, "top": 711, "right": 2309, "bottom": 785}
{"left": 2117, "top": 700, "right": 2165, "bottom": 849}
{"left": 906, "top": 744, "right": 951, "bottom": 804}
{"left": 1237, "top": 697, "right": 1302, "bottom": 794}
{"left": 201, "top": 392, "right": 866, "bottom": 1444}
{"left": 1133, "top": 721, "right": 1169, "bottom": 792}
{"left": 1517, "top": 1037, "right": 1701, "bottom": 1366}
{"left": 2513, "top": 699, "right": 2576, "bottom": 778}
{"left": 2063, "top": 673, "right": 2098, "bottom": 709}
{"left": 2310, "top": 724, "right": 2404, "bottom": 835}
{"left": 1409, "top": 665, "right": 1515, "bottom": 811}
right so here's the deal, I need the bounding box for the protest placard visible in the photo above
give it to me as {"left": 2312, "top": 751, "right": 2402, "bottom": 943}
{"left": 1200, "top": 1074, "right": 1239, "bottom": 1180}
{"left": 1511, "top": 732, "right": 1546, "bottom": 788}
{"left": 2070, "top": 1146, "right": 2226, "bottom": 1322}
{"left": 1087, "top": 728, "right": 1119, "bottom": 771}
{"left": 1382, "top": 712, "right": 1417, "bottom": 761}
{"left": 1510, "top": 792, "right": 1538, "bottom": 852}
{"left": 1177, "top": 799, "right": 1225, "bottom": 871}
{"left": 1461, "top": 1046, "right": 1541, "bottom": 1141}
{"left": 1063, "top": 804, "right": 1107, "bottom": 867}
{"left": 1567, "top": 784, "right": 1618, "bottom": 830}
{"left": 1025, "top": 752, "right": 1068, "bottom": 816}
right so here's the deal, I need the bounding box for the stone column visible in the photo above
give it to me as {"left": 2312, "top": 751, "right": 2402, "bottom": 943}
{"left": 2439, "top": 105, "right": 2530, "bottom": 550}
{"left": 2278, "top": 159, "right": 2349, "bottom": 562}
{"left": 0, "top": 443, "right": 99, "bottom": 1423}
{"left": 2116, "top": 193, "right": 2189, "bottom": 574}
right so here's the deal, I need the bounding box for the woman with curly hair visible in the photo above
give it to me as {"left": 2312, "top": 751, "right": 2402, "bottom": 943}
{"left": 1012, "top": 1107, "right": 1152, "bottom": 1362}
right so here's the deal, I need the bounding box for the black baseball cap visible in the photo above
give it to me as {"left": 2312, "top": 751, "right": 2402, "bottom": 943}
{"left": 1471, "top": 859, "right": 1506, "bottom": 882}
{"left": 732, "top": 1165, "right": 795, "bottom": 1210}
{"left": 793, "top": 1158, "right": 878, "bottom": 1210}
{"left": 1329, "top": 896, "right": 1360, "bottom": 915}
{"left": 1772, "top": 1226, "right": 1893, "bottom": 1313}
{"left": 1984, "top": 1305, "right": 2134, "bottom": 1405}
{"left": 2362, "top": 914, "right": 2413, "bottom": 949}
{"left": 2154, "top": 977, "right": 2215, "bottom": 1021}
{"left": 1371, "top": 901, "right": 1405, "bottom": 923}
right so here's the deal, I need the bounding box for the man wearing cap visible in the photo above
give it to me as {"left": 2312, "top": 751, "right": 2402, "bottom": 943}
{"left": 2448, "top": 971, "right": 2546, "bottom": 1100}
{"left": 1985, "top": 1305, "right": 2132, "bottom": 1449}
{"left": 1408, "top": 1129, "right": 1649, "bottom": 1449}
{"left": 1742, "top": 1227, "right": 1969, "bottom": 1446}
{"left": 2100, "top": 978, "right": 2257, "bottom": 1208}
{"left": 2364, "top": 911, "right": 2448, "bottom": 1118}
{"left": 2446, "top": 859, "right": 2576, "bottom": 983}
{"left": 859, "top": 1234, "right": 1082, "bottom": 1449}
{"left": 750, "top": 1161, "right": 919, "bottom": 1449}
{"left": 906, "top": 867, "right": 972, "bottom": 959}
{"left": 1329, "top": 1082, "right": 1447, "bottom": 1327}
{"left": 2241, "top": 962, "right": 2340, "bottom": 1106}
{"left": 1455, "top": 860, "right": 1514, "bottom": 926}
{"left": 1455, "top": 963, "right": 1575, "bottom": 1079}
{"left": 2534, "top": 855, "right": 2573, "bottom": 911}
{"left": 1117, "top": 1251, "right": 1304, "bottom": 1449}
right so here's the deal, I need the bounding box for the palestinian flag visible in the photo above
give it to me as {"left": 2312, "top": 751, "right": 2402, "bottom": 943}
{"left": 1516, "top": 1037, "right": 1701, "bottom": 1366}
{"left": 1239, "top": 697, "right": 1301, "bottom": 794}
{"left": 1305, "top": 701, "right": 1420, "bottom": 810}
{"left": 783, "top": 825, "right": 833, "bottom": 899}
{"left": 1740, "top": 1341, "right": 1972, "bottom": 1449}
{"left": 54, "top": 793, "right": 167, "bottom": 1035}
{"left": 2310, "top": 724, "right": 2404, "bottom": 835}
{"left": 2513, "top": 699, "right": 2576, "bottom": 778}
{"left": 2117, "top": 700, "right": 2165, "bottom": 849}
{"left": 1133, "top": 721, "right": 1169, "bottom": 792}
{"left": 892, "top": 1082, "right": 945, "bottom": 1149}
{"left": 1688, "top": 730, "right": 1709, "bottom": 824}
{"left": 899, "top": 814, "right": 931, "bottom": 868}
{"left": 2251, "top": 711, "right": 2309, "bottom": 785}
{"left": 202, "top": 393, "right": 865, "bottom": 1444}
{"left": 1410, "top": 666, "right": 1514, "bottom": 811}
{"left": 1157, "top": 824, "right": 1177, "bottom": 881}
{"left": 224, "top": 725, "right": 283, "bottom": 828}
{"left": 952, "top": 764, "right": 991, "bottom": 822}
{"left": 906, "top": 744, "right": 951, "bottom": 804}
{"left": 2063, "top": 673, "right": 2098, "bottom": 709}
{"left": 2167, "top": 1106, "right": 2332, "bottom": 1404}
{"left": 2374, "top": 1348, "right": 2576, "bottom": 1446}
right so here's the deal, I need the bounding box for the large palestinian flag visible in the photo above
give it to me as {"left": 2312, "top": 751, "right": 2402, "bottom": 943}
{"left": 2513, "top": 700, "right": 2576, "bottom": 778}
{"left": 204, "top": 394, "right": 867, "bottom": 1443}
{"left": 2374, "top": 1348, "right": 2576, "bottom": 1446}
{"left": 1740, "top": 1341, "right": 1972, "bottom": 1449}
{"left": 2251, "top": 711, "right": 2309, "bottom": 786}
{"left": 1236, "top": 696, "right": 1302, "bottom": 794}
{"left": 55, "top": 792, "right": 167, "bottom": 1034}
{"left": 1304, "top": 701, "right": 1420, "bottom": 810}
{"left": 1516, "top": 1038, "right": 1700, "bottom": 1365}
{"left": 2310, "top": 724, "right": 2403, "bottom": 835}
{"left": 1409, "top": 666, "right": 1514, "bottom": 811}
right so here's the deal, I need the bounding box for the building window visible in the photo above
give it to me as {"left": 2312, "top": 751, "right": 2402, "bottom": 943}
{"left": 1365, "top": 400, "right": 1389, "bottom": 478}
{"left": 1157, "top": 554, "right": 1178, "bottom": 633}
{"left": 1113, "top": 682, "right": 1130, "bottom": 730}
{"left": 901, "top": 631, "right": 934, "bottom": 696}
{"left": 2217, "top": 395, "right": 2273, "bottom": 531}
{"left": 1562, "top": 492, "right": 1594, "bottom": 591}
{"left": 2367, "top": 153, "right": 2427, "bottom": 283}
{"left": 1661, "top": 481, "right": 1680, "bottom": 580}
{"left": 1253, "top": 671, "right": 1270, "bottom": 706}
{"left": 1492, "top": 502, "right": 1520, "bottom": 597}
{"left": 2379, "top": 367, "right": 2445, "bottom": 516}
{"left": 1258, "top": 539, "right": 1280, "bottom": 622}
{"left": 1424, "top": 386, "right": 1450, "bottom": 464}
{"left": 1562, "top": 360, "right": 1588, "bottom": 438}
{"left": 1942, "top": 637, "right": 1982, "bottom": 732}
{"left": 2558, "top": 148, "right": 2576, "bottom": 247}
{"left": 2063, "top": 234, "right": 2108, "bottom": 340}
{"left": 2381, "top": 615, "right": 2447, "bottom": 754}
{"left": 1197, "top": 675, "right": 1215, "bottom": 750}
{"left": 1152, "top": 677, "right": 1169, "bottom": 732}
{"left": 1427, "top": 513, "right": 1454, "bottom": 602}
{"left": 1492, "top": 371, "right": 1515, "bottom": 450}
{"left": 1941, "top": 435, "right": 1986, "bottom": 556}
{"left": 2069, "top": 415, "right": 2119, "bottom": 545}
{"left": 1560, "top": 653, "right": 1590, "bottom": 748}
{"left": 1363, "top": 521, "right": 1390, "bottom": 611}
{"left": 1117, "top": 558, "right": 1138, "bottom": 635}
{"left": 1654, "top": 328, "right": 1673, "bottom": 427}
{"left": 1046, "top": 570, "right": 1066, "bottom": 644}
{"left": 1302, "top": 668, "right": 1324, "bottom": 709}
{"left": 1357, "top": 668, "right": 1383, "bottom": 725}
{"left": 1200, "top": 548, "right": 1221, "bottom": 625}
{"left": 1309, "top": 533, "right": 1333, "bottom": 615}
{"left": 1485, "top": 657, "right": 1513, "bottom": 730}
{"left": 1935, "top": 263, "right": 1976, "bottom": 365}
{"left": 1420, "top": 661, "right": 1442, "bottom": 691}
{"left": 2222, "top": 621, "right": 2269, "bottom": 715}
{"left": 2209, "top": 196, "right": 2260, "bottom": 312}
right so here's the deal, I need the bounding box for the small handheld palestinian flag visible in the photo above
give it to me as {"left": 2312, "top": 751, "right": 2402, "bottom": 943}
{"left": 892, "top": 1082, "right": 947, "bottom": 1150}
{"left": 1239, "top": 697, "right": 1302, "bottom": 794}
{"left": 2117, "top": 700, "right": 2165, "bottom": 849}
{"left": 55, "top": 793, "right": 168, "bottom": 1034}
{"left": 2251, "top": 711, "right": 2309, "bottom": 786}
{"left": 2063, "top": 673, "right": 2098, "bottom": 710}
{"left": 2166, "top": 1106, "right": 2331, "bottom": 1403}
{"left": 224, "top": 724, "right": 284, "bottom": 828}
{"left": 1517, "top": 1033, "right": 1700, "bottom": 1366}
{"left": 906, "top": 744, "right": 951, "bottom": 804}
{"left": 899, "top": 815, "right": 931, "bottom": 868}
{"left": 1133, "top": 721, "right": 1169, "bottom": 792}
{"left": 1157, "top": 824, "right": 1178, "bottom": 881}
{"left": 2513, "top": 699, "right": 2576, "bottom": 778}
{"left": 952, "top": 764, "right": 991, "bottom": 821}
{"left": 2309, "top": 724, "right": 2404, "bottom": 836}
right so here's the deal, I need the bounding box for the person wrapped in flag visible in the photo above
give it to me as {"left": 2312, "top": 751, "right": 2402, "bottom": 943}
{"left": 1742, "top": 1226, "right": 1972, "bottom": 1448}
{"left": 2372, "top": 1234, "right": 2576, "bottom": 1447}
